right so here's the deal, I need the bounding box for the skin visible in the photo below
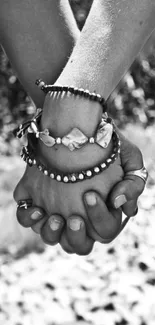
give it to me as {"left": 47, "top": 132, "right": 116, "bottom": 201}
{"left": 0, "top": 0, "right": 79, "bottom": 107}
{"left": 1, "top": 0, "right": 154, "bottom": 254}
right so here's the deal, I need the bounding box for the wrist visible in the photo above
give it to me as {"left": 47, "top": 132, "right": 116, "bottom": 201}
{"left": 41, "top": 88, "right": 103, "bottom": 137}
{"left": 37, "top": 92, "right": 113, "bottom": 172}
{"left": 38, "top": 135, "right": 113, "bottom": 173}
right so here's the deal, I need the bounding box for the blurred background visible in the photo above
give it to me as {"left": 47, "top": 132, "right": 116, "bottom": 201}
{"left": 0, "top": 0, "right": 155, "bottom": 324}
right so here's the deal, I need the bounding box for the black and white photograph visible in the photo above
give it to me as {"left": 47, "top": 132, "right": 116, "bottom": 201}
{"left": 0, "top": 1, "right": 155, "bottom": 324}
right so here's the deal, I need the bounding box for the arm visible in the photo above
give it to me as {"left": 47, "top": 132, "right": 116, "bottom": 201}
{"left": 57, "top": 0, "right": 155, "bottom": 97}
{"left": 40, "top": 0, "right": 155, "bottom": 168}
{"left": 36, "top": 0, "right": 153, "bottom": 243}
{"left": 0, "top": 0, "right": 79, "bottom": 107}
{"left": 14, "top": 0, "right": 154, "bottom": 253}
{"left": 38, "top": 0, "right": 153, "bottom": 195}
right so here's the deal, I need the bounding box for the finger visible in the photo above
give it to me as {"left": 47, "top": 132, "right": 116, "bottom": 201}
{"left": 122, "top": 199, "right": 138, "bottom": 217}
{"left": 13, "top": 169, "right": 48, "bottom": 234}
{"left": 60, "top": 230, "right": 75, "bottom": 254}
{"left": 31, "top": 218, "right": 48, "bottom": 234}
{"left": 40, "top": 214, "right": 65, "bottom": 245}
{"left": 84, "top": 191, "right": 122, "bottom": 241}
{"left": 17, "top": 206, "right": 45, "bottom": 228}
{"left": 66, "top": 216, "right": 94, "bottom": 255}
{"left": 110, "top": 177, "right": 143, "bottom": 217}
{"left": 13, "top": 174, "right": 29, "bottom": 203}
{"left": 110, "top": 132, "right": 145, "bottom": 216}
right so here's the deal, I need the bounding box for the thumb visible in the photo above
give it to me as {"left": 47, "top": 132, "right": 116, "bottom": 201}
{"left": 84, "top": 191, "right": 122, "bottom": 242}
{"left": 109, "top": 177, "right": 142, "bottom": 217}
{"left": 109, "top": 131, "right": 145, "bottom": 217}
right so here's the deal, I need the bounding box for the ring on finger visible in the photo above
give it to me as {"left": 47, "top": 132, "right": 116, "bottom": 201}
{"left": 125, "top": 166, "right": 148, "bottom": 184}
{"left": 17, "top": 199, "right": 33, "bottom": 210}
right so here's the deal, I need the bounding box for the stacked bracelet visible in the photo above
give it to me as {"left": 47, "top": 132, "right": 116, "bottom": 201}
{"left": 20, "top": 131, "right": 120, "bottom": 184}
{"left": 15, "top": 79, "right": 121, "bottom": 184}
{"left": 13, "top": 108, "right": 42, "bottom": 139}
{"left": 35, "top": 79, "right": 107, "bottom": 112}
{"left": 15, "top": 109, "right": 114, "bottom": 151}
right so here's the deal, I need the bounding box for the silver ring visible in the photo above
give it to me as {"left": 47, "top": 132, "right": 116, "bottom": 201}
{"left": 17, "top": 199, "right": 33, "bottom": 210}
{"left": 125, "top": 166, "right": 148, "bottom": 184}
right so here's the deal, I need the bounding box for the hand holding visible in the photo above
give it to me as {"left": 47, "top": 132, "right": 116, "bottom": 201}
{"left": 14, "top": 128, "right": 147, "bottom": 255}
{"left": 14, "top": 83, "right": 147, "bottom": 255}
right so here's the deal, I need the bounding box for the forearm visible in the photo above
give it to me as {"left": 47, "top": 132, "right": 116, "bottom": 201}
{"left": 43, "top": 0, "right": 155, "bottom": 139}
{"left": 0, "top": 0, "right": 79, "bottom": 107}
{"left": 57, "top": 0, "right": 155, "bottom": 98}
{"left": 40, "top": 0, "right": 155, "bottom": 169}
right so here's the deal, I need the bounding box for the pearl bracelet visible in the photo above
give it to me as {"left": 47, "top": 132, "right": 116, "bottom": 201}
{"left": 20, "top": 131, "right": 120, "bottom": 184}
{"left": 15, "top": 108, "right": 114, "bottom": 151}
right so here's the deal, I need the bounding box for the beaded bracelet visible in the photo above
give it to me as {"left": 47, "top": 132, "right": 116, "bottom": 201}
{"left": 15, "top": 80, "right": 109, "bottom": 150}
{"left": 35, "top": 79, "right": 107, "bottom": 112}
{"left": 15, "top": 109, "right": 114, "bottom": 151}
{"left": 15, "top": 80, "right": 120, "bottom": 183}
{"left": 20, "top": 131, "right": 120, "bottom": 184}
{"left": 13, "top": 108, "right": 42, "bottom": 139}
{"left": 30, "top": 119, "right": 113, "bottom": 151}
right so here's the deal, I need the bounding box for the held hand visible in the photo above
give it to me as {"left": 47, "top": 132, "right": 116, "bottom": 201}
{"left": 15, "top": 202, "right": 94, "bottom": 254}
{"left": 14, "top": 89, "right": 124, "bottom": 243}
{"left": 14, "top": 87, "right": 145, "bottom": 255}
{"left": 15, "top": 192, "right": 122, "bottom": 255}
{"left": 82, "top": 133, "right": 146, "bottom": 241}
{"left": 15, "top": 130, "right": 146, "bottom": 255}
{"left": 14, "top": 151, "right": 123, "bottom": 242}
{"left": 39, "top": 91, "right": 146, "bottom": 226}
{"left": 14, "top": 131, "right": 145, "bottom": 255}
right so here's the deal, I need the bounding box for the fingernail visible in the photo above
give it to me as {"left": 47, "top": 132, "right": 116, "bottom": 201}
{"left": 31, "top": 211, "right": 42, "bottom": 220}
{"left": 114, "top": 194, "right": 127, "bottom": 209}
{"left": 68, "top": 218, "right": 83, "bottom": 231}
{"left": 49, "top": 216, "right": 62, "bottom": 231}
{"left": 85, "top": 193, "right": 97, "bottom": 206}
